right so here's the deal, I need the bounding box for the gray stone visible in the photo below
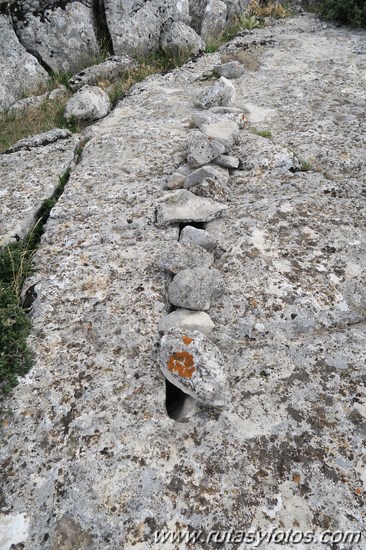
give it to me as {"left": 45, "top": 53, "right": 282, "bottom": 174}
{"left": 201, "top": 0, "right": 227, "bottom": 44}
{"left": 201, "top": 118, "right": 240, "bottom": 151}
{"left": 0, "top": 134, "right": 79, "bottom": 246}
{"left": 159, "top": 328, "right": 230, "bottom": 407}
{"left": 156, "top": 189, "right": 228, "bottom": 225}
{"left": 184, "top": 164, "right": 229, "bottom": 189}
{"left": 5, "top": 129, "right": 73, "bottom": 154}
{"left": 105, "top": 0, "right": 190, "bottom": 57}
{"left": 64, "top": 86, "right": 111, "bottom": 122}
{"left": 186, "top": 130, "right": 225, "bottom": 167}
{"left": 214, "top": 60, "right": 244, "bottom": 79}
{"left": 196, "top": 76, "right": 236, "bottom": 108}
{"left": 69, "top": 56, "right": 138, "bottom": 92}
{"left": 158, "top": 309, "right": 215, "bottom": 334}
{"left": 158, "top": 242, "right": 214, "bottom": 273}
{"left": 168, "top": 267, "right": 225, "bottom": 310}
{"left": 14, "top": 3, "right": 99, "bottom": 74}
{"left": 161, "top": 21, "right": 205, "bottom": 57}
{"left": 48, "top": 85, "right": 68, "bottom": 101}
{"left": 166, "top": 172, "right": 186, "bottom": 190}
{"left": 190, "top": 177, "right": 229, "bottom": 202}
{"left": 214, "top": 154, "right": 240, "bottom": 168}
{"left": 0, "top": 14, "right": 48, "bottom": 112}
{"left": 179, "top": 225, "right": 218, "bottom": 251}
{"left": 8, "top": 92, "right": 49, "bottom": 116}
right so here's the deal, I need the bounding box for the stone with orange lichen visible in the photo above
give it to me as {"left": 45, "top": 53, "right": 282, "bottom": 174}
{"left": 159, "top": 328, "right": 229, "bottom": 407}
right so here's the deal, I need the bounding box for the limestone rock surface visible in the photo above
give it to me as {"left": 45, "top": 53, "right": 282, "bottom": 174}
{"left": 179, "top": 225, "right": 219, "bottom": 251}
{"left": 158, "top": 242, "right": 214, "bottom": 273}
{"left": 159, "top": 309, "right": 215, "bottom": 334}
{"left": 159, "top": 328, "right": 229, "bottom": 406}
{"left": 1, "top": 15, "right": 366, "bottom": 550}
{"left": 104, "top": 0, "right": 190, "bottom": 57}
{"left": 69, "top": 56, "right": 138, "bottom": 92}
{"left": 201, "top": 0, "right": 227, "bottom": 44}
{"left": 0, "top": 14, "right": 49, "bottom": 111}
{"left": 186, "top": 130, "right": 225, "bottom": 167}
{"left": 215, "top": 60, "right": 244, "bottom": 79}
{"left": 184, "top": 164, "right": 229, "bottom": 189}
{"left": 161, "top": 21, "right": 205, "bottom": 57}
{"left": 0, "top": 134, "right": 79, "bottom": 246}
{"left": 156, "top": 189, "right": 228, "bottom": 225}
{"left": 168, "top": 267, "right": 225, "bottom": 310}
{"left": 14, "top": 2, "right": 99, "bottom": 73}
{"left": 64, "top": 86, "right": 111, "bottom": 122}
{"left": 197, "top": 76, "right": 236, "bottom": 108}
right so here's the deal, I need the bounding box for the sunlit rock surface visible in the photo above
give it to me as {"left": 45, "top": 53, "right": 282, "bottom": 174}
{"left": 1, "top": 15, "right": 366, "bottom": 549}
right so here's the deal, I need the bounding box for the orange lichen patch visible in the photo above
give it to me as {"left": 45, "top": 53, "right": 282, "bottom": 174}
{"left": 292, "top": 474, "right": 301, "bottom": 484}
{"left": 182, "top": 335, "right": 193, "bottom": 345}
{"left": 355, "top": 487, "right": 362, "bottom": 495}
{"left": 168, "top": 351, "right": 195, "bottom": 378}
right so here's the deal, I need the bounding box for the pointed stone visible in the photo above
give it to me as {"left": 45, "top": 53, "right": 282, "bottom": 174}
{"left": 156, "top": 189, "right": 228, "bottom": 226}
{"left": 159, "top": 328, "right": 230, "bottom": 407}
{"left": 186, "top": 130, "right": 225, "bottom": 168}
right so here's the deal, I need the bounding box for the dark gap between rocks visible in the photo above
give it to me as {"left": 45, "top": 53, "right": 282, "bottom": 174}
{"left": 93, "top": 0, "right": 113, "bottom": 55}
{"left": 165, "top": 378, "right": 190, "bottom": 422}
{"left": 178, "top": 221, "right": 205, "bottom": 238}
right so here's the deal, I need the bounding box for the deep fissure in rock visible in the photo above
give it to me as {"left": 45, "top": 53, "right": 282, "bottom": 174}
{"left": 165, "top": 378, "right": 190, "bottom": 422}
{"left": 93, "top": 0, "right": 113, "bottom": 56}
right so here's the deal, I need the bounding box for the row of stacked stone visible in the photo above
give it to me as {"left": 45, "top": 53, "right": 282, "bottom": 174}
{"left": 156, "top": 62, "right": 245, "bottom": 410}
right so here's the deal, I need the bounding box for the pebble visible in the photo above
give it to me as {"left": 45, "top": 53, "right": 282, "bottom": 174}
{"left": 196, "top": 76, "right": 236, "bottom": 109}
{"left": 168, "top": 267, "right": 225, "bottom": 310}
{"left": 179, "top": 226, "right": 218, "bottom": 252}
{"left": 158, "top": 309, "right": 215, "bottom": 335}
{"left": 214, "top": 154, "right": 240, "bottom": 169}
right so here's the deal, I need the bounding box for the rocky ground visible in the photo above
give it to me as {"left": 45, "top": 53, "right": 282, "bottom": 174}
{"left": 0, "top": 13, "right": 365, "bottom": 550}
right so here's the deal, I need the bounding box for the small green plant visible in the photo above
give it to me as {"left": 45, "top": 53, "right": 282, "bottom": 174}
{"left": 241, "top": 15, "right": 262, "bottom": 29}
{"left": 249, "top": 0, "right": 290, "bottom": 19}
{"left": 250, "top": 126, "right": 272, "bottom": 139}
{"left": 299, "top": 159, "right": 312, "bottom": 171}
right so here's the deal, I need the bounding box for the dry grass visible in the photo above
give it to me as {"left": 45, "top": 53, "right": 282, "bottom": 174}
{"left": 249, "top": 0, "right": 290, "bottom": 19}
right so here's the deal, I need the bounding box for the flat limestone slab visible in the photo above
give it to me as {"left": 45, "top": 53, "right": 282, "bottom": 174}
{"left": 0, "top": 135, "right": 79, "bottom": 246}
{"left": 1, "top": 15, "right": 366, "bottom": 550}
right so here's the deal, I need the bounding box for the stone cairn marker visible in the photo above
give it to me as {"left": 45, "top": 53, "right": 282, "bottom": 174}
{"left": 156, "top": 65, "right": 246, "bottom": 412}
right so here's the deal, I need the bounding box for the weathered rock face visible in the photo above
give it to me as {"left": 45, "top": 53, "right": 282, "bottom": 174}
{"left": 200, "top": 0, "right": 227, "bottom": 44}
{"left": 160, "top": 21, "right": 205, "bottom": 57}
{"left": 0, "top": 14, "right": 49, "bottom": 111}
{"left": 13, "top": 2, "right": 100, "bottom": 73}
{"left": 1, "top": 14, "right": 366, "bottom": 550}
{"left": 0, "top": 131, "right": 79, "bottom": 246}
{"left": 69, "top": 56, "right": 138, "bottom": 92}
{"left": 104, "top": 0, "right": 190, "bottom": 57}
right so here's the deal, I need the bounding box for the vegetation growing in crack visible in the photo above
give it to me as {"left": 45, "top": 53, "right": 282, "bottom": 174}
{"left": 250, "top": 126, "right": 273, "bottom": 139}
{"left": 0, "top": 166, "right": 74, "bottom": 410}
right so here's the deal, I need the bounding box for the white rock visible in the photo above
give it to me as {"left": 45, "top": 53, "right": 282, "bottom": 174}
{"left": 161, "top": 21, "right": 205, "bottom": 57}
{"left": 64, "top": 86, "right": 111, "bottom": 122}
{"left": 201, "top": 119, "right": 240, "bottom": 151}
{"left": 179, "top": 225, "right": 218, "bottom": 251}
{"left": 166, "top": 172, "right": 186, "bottom": 190}
{"left": 159, "top": 328, "right": 230, "bottom": 407}
{"left": 158, "top": 242, "right": 214, "bottom": 273}
{"left": 156, "top": 189, "right": 228, "bottom": 225}
{"left": 186, "top": 130, "right": 225, "bottom": 167}
{"left": 201, "top": 0, "right": 227, "bottom": 44}
{"left": 158, "top": 310, "right": 215, "bottom": 334}
{"left": 214, "top": 154, "right": 240, "bottom": 169}
{"left": 214, "top": 61, "right": 244, "bottom": 79}
{"left": 197, "top": 77, "right": 236, "bottom": 109}
{"left": 185, "top": 164, "right": 229, "bottom": 189}
{"left": 168, "top": 267, "right": 225, "bottom": 310}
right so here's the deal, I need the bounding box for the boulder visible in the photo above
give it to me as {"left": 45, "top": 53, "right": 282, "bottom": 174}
{"left": 158, "top": 309, "right": 215, "bottom": 334}
{"left": 214, "top": 60, "right": 244, "bottom": 79}
{"left": 14, "top": 3, "right": 99, "bottom": 74}
{"left": 168, "top": 267, "right": 225, "bottom": 310}
{"left": 201, "top": 0, "right": 227, "bottom": 44}
{"left": 0, "top": 14, "right": 48, "bottom": 112}
{"left": 159, "top": 328, "right": 230, "bottom": 407}
{"left": 69, "top": 56, "right": 138, "bottom": 92}
{"left": 184, "top": 164, "right": 229, "bottom": 189}
{"left": 64, "top": 86, "right": 111, "bottom": 122}
{"left": 161, "top": 21, "right": 205, "bottom": 58}
{"left": 156, "top": 189, "right": 228, "bottom": 225}
{"left": 104, "top": 0, "right": 190, "bottom": 57}
{"left": 179, "top": 225, "right": 218, "bottom": 251}
{"left": 186, "top": 130, "right": 225, "bottom": 167}
{"left": 196, "top": 76, "right": 236, "bottom": 108}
